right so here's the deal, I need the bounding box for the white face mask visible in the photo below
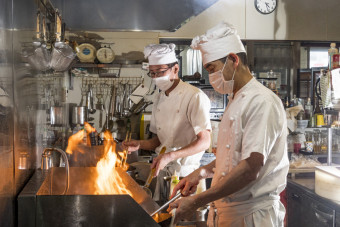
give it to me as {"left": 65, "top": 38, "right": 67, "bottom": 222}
{"left": 209, "top": 59, "right": 236, "bottom": 95}
{"left": 153, "top": 74, "right": 174, "bottom": 91}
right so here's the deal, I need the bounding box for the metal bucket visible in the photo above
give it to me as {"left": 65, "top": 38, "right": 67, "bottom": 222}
{"left": 72, "top": 106, "right": 87, "bottom": 125}
{"left": 22, "top": 43, "right": 51, "bottom": 71}
{"left": 50, "top": 42, "right": 76, "bottom": 72}
{"left": 50, "top": 106, "right": 64, "bottom": 126}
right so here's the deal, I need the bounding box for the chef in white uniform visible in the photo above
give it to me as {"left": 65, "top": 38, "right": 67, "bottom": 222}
{"left": 123, "top": 43, "right": 211, "bottom": 202}
{"left": 169, "top": 22, "right": 289, "bottom": 226}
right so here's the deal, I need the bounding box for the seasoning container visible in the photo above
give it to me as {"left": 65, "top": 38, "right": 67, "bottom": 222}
{"left": 328, "top": 43, "right": 338, "bottom": 70}
{"left": 169, "top": 171, "right": 179, "bottom": 198}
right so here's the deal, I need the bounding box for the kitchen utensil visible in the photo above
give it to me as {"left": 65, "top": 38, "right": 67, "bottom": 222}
{"left": 144, "top": 146, "right": 167, "bottom": 188}
{"left": 50, "top": 13, "right": 76, "bottom": 71}
{"left": 150, "top": 192, "right": 182, "bottom": 217}
{"left": 130, "top": 98, "right": 153, "bottom": 115}
{"left": 23, "top": 13, "right": 51, "bottom": 71}
{"left": 121, "top": 83, "right": 132, "bottom": 118}
{"left": 107, "top": 85, "right": 116, "bottom": 130}
{"left": 50, "top": 41, "right": 76, "bottom": 71}
{"left": 72, "top": 106, "right": 87, "bottom": 125}
{"left": 121, "top": 131, "right": 132, "bottom": 169}
{"left": 50, "top": 106, "right": 64, "bottom": 126}
{"left": 79, "top": 84, "right": 88, "bottom": 106}
{"left": 19, "top": 167, "right": 160, "bottom": 226}
{"left": 126, "top": 165, "right": 138, "bottom": 180}
{"left": 24, "top": 43, "right": 51, "bottom": 71}
{"left": 86, "top": 84, "right": 96, "bottom": 114}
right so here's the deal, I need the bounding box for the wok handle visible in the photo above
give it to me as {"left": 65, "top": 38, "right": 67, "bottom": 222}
{"left": 144, "top": 146, "right": 166, "bottom": 188}
{"left": 150, "top": 193, "right": 181, "bottom": 217}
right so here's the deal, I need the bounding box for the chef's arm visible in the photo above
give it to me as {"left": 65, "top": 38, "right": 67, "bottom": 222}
{"left": 123, "top": 135, "right": 161, "bottom": 153}
{"left": 168, "top": 130, "right": 211, "bottom": 161}
{"left": 191, "top": 152, "right": 264, "bottom": 208}
{"left": 139, "top": 136, "right": 161, "bottom": 151}
{"left": 170, "top": 159, "right": 216, "bottom": 198}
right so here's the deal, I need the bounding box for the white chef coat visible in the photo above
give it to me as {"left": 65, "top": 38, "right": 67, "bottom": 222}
{"left": 209, "top": 78, "right": 289, "bottom": 226}
{"left": 150, "top": 80, "right": 211, "bottom": 177}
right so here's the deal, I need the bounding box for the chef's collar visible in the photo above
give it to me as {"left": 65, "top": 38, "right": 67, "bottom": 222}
{"left": 233, "top": 77, "right": 256, "bottom": 98}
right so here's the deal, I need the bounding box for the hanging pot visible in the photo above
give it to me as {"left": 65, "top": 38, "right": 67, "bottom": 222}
{"left": 50, "top": 42, "right": 76, "bottom": 71}
{"left": 72, "top": 106, "right": 88, "bottom": 125}
{"left": 50, "top": 106, "right": 64, "bottom": 126}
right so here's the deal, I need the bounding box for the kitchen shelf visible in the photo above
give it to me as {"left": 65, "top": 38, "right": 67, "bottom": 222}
{"left": 310, "top": 153, "right": 340, "bottom": 157}
{"left": 71, "top": 63, "right": 142, "bottom": 69}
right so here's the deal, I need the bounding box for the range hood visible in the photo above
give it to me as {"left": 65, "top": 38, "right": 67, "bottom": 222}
{"left": 51, "top": 0, "right": 218, "bottom": 32}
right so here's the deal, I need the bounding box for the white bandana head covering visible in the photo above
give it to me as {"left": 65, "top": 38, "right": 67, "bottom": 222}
{"left": 191, "top": 21, "right": 246, "bottom": 65}
{"left": 144, "top": 43, "right": 178, "bottom": 65}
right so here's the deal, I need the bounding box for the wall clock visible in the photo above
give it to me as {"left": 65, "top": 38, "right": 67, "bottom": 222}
{"left": 254, "top": 0, "right": 277, "bottom": 15}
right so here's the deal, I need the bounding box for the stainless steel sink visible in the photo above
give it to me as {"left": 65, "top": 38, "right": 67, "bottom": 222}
{"left": 18, "top": 167, "right": 160, "bottom": 227}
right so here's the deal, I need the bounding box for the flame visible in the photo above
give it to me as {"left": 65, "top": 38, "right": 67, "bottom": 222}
{"left": 65, "top": 122, "right": 132, "bottom": 195}
{"left": 65, "top": 129, "right": 85, "bottom": 161}
{"left": 84, "top": 122, "right": 96, "bottom": 133}
{"left": 95, "top": 130, "right": 132, "bottom": 195}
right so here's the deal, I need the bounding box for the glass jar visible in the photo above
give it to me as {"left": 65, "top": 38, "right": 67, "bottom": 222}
{"left": 321, "top": 131, "right": 328, "bottom": 153}
{"left": 313, "top": 129, "right": 321, "bottom": 154}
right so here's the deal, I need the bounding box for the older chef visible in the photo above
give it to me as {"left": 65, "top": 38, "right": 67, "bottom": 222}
{"left": 169, "top": 22, "right": 289, "bottom": 226}
{"left": 123, "top": 43, "right": 211, "bottom": 201}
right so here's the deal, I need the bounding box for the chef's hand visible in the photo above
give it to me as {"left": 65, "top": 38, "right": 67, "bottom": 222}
{"left": 150, "top": 153, "right": 172, "bottom": 177}
{"left": 122, "top": 140, "right": 140, "bottom": 154}
{"left": 170, "top": 171, "right": 200, "bottom": 199}
{"left": 167, "top": 196, "right": 199, "bottom": 224}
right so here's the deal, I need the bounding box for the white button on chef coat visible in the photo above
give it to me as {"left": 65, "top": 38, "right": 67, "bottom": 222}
{"left": 150, "top": 80, "right": 212, "bottom": 177}
{"left": 210, "top": 78, "right": 289, "bottom": 221}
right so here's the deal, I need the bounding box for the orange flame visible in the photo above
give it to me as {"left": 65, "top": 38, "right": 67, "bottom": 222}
{"left": 95, "top": 130, "right": 132, "bottom": 195}
{"left": 65, "top": 122, "right": 132, "bottom": 195}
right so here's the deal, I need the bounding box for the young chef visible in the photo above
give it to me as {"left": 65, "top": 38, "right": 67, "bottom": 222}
{"left": 169, "top": 22, "right": 289, "bottom": 226}
{"left": 123, "top": 43, "right": 211, "bottom": 202}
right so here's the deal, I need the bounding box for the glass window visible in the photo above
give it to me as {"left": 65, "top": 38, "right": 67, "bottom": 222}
{"left": 310, "top": 47, "right": 328, "bottom": 68}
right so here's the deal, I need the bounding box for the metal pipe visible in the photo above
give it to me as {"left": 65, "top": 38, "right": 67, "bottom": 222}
{"left": 327, "top": 128, "right": 333, "bottom": 166}
{"left": 41, "top": 148, "right": 69, "bottom": 195}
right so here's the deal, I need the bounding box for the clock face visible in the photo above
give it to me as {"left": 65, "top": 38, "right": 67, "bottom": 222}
{"left": 255, "top": 0, "right": 277, "bottom": 14}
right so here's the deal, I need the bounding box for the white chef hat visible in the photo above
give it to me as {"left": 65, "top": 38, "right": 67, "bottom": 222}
{"left": 191, "top": 21, "right": 246, "bottom": 65}
{"left": 144, "top": 43, "right": 178, "bottom": 65}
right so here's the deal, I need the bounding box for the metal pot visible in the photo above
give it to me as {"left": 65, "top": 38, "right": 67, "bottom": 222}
{"left": 50, "top": 106, "right": 64, "bottom": 126}
{"left": 72, "top": 106, "right": 87, "bottom": 125}
{"left": 126, "top": 165, "right": 138, "bottom": 180}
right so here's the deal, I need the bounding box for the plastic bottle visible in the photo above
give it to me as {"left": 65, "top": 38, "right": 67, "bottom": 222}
{"left": 314, "top": 98, "right": 324, "bottom": 127}
{"left": 170, "top": 171, "right": 179, "bottom": 198}
{"left": 304, "top": 98, "right": 312, "bottom": 120}
{"left": 328, "top": 43, "right": 338, "bottom": 70}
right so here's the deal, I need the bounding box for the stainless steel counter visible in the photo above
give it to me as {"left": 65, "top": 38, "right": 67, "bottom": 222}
{"left": 288, "top": 175, "right": 340, "bottom": 208}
